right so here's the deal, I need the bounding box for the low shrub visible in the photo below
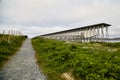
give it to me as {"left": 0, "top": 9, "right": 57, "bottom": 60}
{"left": 0, "top": 35, "right": 26, "bottom": 68}
{"left": 32, "top": 37, "right": 120, "bottom": 80}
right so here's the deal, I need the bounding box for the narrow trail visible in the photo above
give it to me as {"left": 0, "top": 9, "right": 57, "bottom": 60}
{"left": 0, "top": 39, "right": 46, "bottom": 80}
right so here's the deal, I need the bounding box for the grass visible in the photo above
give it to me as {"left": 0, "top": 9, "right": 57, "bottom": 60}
{"left": 0, "top": 34, "right": 26, "bottom": 69}
{"left": 32, "top": 37, "right": 120, "bottom": 80}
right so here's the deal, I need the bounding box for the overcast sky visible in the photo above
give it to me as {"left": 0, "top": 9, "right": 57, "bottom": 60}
{"left": 0, "top": 0, "right": 120, "bottom": 38}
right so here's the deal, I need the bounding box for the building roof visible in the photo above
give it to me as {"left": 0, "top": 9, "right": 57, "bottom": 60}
{"left": 41, "top": 23, "right": 111, "bottom": 36}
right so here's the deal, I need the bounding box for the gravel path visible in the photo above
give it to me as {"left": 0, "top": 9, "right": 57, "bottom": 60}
{"left": 0, "top": 39, "right": 46, "bottom": 80}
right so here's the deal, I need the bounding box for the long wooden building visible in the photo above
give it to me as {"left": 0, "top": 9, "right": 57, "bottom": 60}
{"left": 41, "top": 23, "right": 111, "bottom": 42}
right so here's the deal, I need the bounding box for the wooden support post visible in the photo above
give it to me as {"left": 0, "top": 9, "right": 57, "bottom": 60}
{"left": 70, "top": 31, "right": 72, "bottom": 41}
{"left": 97, "top": 26, "right": 100, "bottom": 42}
{"left": 91, "top": 28, "right": 93, "bottom": 41}
{"left": 106, "top": 26, "right": 109, "bottom": 42}
{"left": 89, "top": 27, "right": 92, "bottom": 42}
{"left": 86, "top": 28, "right": 88, "bottom": 42}
{"left": 79, "top": 29, "right": 81, "bottom": 42}
{"left": 81, "top": 29, "right": 83, "bottom": 42}
{"left": 81, "top": 29, "right": 84, "bottom": 42}
{"left": 101, "top": 25, "right": 104, "bottom": 42}
{"left": 94, "top": 27, "right": 97, "bottom": 42}
{"left": 83, "top": 29, "right": 85, "bottom": 42}
{"left": 93, "top": 27, "right": 96, "bottom": 42}
{"left": 76, "top": 30, "right": 79, "bottom": 42}
{"left": 75, "top": 30, "right": 77, "bottom": 42}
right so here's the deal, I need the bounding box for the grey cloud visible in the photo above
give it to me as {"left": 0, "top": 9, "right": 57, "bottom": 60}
{"left": 0, "top": 0, "right": 120, "bottom": 37}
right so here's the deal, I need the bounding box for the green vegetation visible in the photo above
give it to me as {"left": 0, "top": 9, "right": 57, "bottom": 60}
{"left": 32, "top": 37, "right": 120, "bottom": 80}
{"left": 0, "top": 34, "right": 26, "bottom": 68}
